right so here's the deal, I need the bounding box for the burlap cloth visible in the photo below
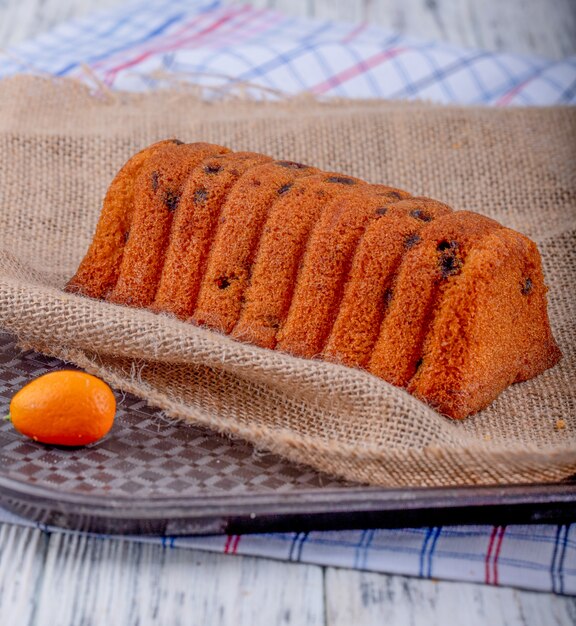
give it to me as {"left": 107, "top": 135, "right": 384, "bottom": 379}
{"left": 0, "top": 75, "right": 574, "bottom": 487}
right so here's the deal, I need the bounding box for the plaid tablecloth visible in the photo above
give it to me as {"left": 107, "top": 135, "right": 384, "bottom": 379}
{"left": 1, "top": 0, "right": 575, "bottom": 104}
{"left": 1, "top": 507, "right": 574, "bottom": 595}
{"left": 0, "top": 0, "right": 574, "bottom": 595}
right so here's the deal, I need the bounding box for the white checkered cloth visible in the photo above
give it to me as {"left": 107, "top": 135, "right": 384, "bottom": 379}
{"left": 1, "top": 0, "right": 575, "bottom": 104}
{"left": 0, "top": 0, "right": 574, "bottom": 595}
{"left": 0, "top": 507, "right": 574, "bottom": 595}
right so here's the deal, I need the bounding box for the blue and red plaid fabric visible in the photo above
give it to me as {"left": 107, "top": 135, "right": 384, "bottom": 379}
{"left": 0, "top": 0, "right": 574, "bottom": 595}
{"left": 1, "top": 507, "right": 574, "bottom": 595}
{"left": 1, "top": 0, "right": 575, "bottom": 104}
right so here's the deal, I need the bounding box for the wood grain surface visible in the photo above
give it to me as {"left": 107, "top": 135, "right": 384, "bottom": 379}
{"left": 325, "top": 568, "right": 576, "bottom": 626}
{"left": 2, "top": 524, "right": 576, "bottom": 625}
{"left": 0, "top": 1, "right": 575, "bottom": 624}
{"left": 229, "top": 0, "right": 576, "bottom": 59}
{"left": 0, "top": 524, "right": 325, "bottom": 626}
{"left": 0, "top": 0, "right": 575, "bottom": 58}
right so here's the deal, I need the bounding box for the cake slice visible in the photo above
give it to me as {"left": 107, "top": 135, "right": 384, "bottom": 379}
{"left": 191, "top": 160, "right": 320, "bottom": 333}
{"left": 66, "top": 140, "right": 561, "bottom": 419}
{"left": 407, "top": 227, "right": 561, "bottom": 419}
{"left": 323, "top": 197, "right": 453, "bottom": 368}
{"left": 151, "top": 151, "right": 271, "bottom": 318}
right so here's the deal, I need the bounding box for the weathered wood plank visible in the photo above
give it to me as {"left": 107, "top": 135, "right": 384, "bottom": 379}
{"left": 306, "top": 0, "right": 364, "bottom": 22}
{"left": 25, "top": 528, "right": 324, "bottom": 626}
{"left": 0, "top": 524, "right": 48, "bottom": 625}
{"left": 0, "top": 0, "right": 119, "bottom": 48}
{"left": 325, "top": 568, "right": 576, "bottom": 626}
{"left": 226, "top": 0, "right": 576, "bottom": 59}
{"left": 1, "top": 0, "right": 575, "bottom": 59}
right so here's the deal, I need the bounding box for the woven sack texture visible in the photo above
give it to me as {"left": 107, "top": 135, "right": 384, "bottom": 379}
{"left": 0, "top": 76, "right": 574, "bottom": 486}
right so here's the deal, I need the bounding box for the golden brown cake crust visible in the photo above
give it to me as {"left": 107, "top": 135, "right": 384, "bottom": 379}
{"left": 369, "top": 211, "right": 502, "bottom": 387}
{"left": 191, "top": 160, "right": 320, "bottom": 333}
{"left": 66, "top": 139, "right": 178, "bottom": 299}
{"left": 323, "top": 197, "right": 453, "bottom": 369}
{"left": 151, "top": 151, "right": 271, "bottom": 318}
{"left": 66, "top": 141, "right": 562, "bottom": 419}
{"left": 231, "top": 173, "right": 369, "bottom": 349}
{"left": 107, "top": 142, "right": 230, "bottom": 308}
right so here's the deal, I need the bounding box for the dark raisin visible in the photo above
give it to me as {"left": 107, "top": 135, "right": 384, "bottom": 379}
{"left": 164, "top": 190, "right": 180, "bottom": 212}
{"left": 278, "top": 183, "right": 292, "bottom": 195}
{"left": 204, "top": 164, "right": 222, "bottom": 174}
{"left": 124, "top": 230, "right": 130, "bottom": 244}
{"left": 521, "top": 277, "right": 533, "bottom": 295}
{"left": 276, "top": 160, "right": 308, "bottom": 169}
{"left": 437, "top": 240, "right": 455, "bottom": 251}
{"left": 264, "top": 315, "right": 280, "bottom": 329}
{"left": 439, "top": 251, "right": 462, "bottom": 278}
{"left": 385, "top": 190, "right": 402, "bottom": 200}
{"left": 251, "top": 179, "right": 261, "bottom": 186}
{"left": 216, "top": 276, "right": 231, "bottom": 289}
{"left": 405, "top": 233, "right": 421, "bottom": 248}
{"left": 194, "top": 188, "right": 208, "bottom": 204}
{"left": 171, "top": 139, "right": 185, "bottom": 145}
{"left": 411, "top": 209, "right": 432, "bottom": 222}
{"left": 151, "top": 171, "right": 159, "bottom": 192}
{"left": 383, "top": 288, "right": 393, "bottom": 307}
{"left": 415, "top": 357, "right": 423, "bottom": 371}
{"left": 375, "top": 207, "right": 388, "bottom": 216}
{"left": 326, "top": 176, "right": 356, "bottom": 185}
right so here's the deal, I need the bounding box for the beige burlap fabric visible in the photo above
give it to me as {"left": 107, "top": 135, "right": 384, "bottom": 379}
{"left": 0, "top": 75, "right": 574, "bottom": 487}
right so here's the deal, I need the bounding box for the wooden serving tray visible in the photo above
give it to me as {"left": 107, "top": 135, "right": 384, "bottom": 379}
{"left": 1, "top": 331, "right": 574, "bottom": 535}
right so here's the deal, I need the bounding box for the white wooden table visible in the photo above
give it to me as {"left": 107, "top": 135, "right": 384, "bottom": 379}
{"left": 1, "top": 1, "right": 575, "bottom": 624}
